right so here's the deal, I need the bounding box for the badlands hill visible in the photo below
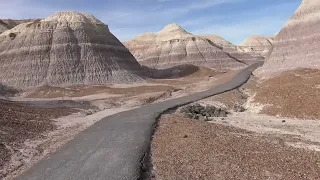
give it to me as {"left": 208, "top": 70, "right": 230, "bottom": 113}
{"left": 200, "top": 35, "right": 264, "bottom": 64}
{"left": 0, "top": 12, "right": 145, "bottom": 89}
{"left": 0, "top": 19, "right": 38, "bottom": 34}
{"left": 238, "top": 36, "right": 274, "bottom": 57}
{"left": 200, "top": 35, "right": 233, "bottom": 47}
{"left": 0, "top": 21, "right": 7, "bottom": 34}
{"left": 257, "top": 0, "right": 320, "bottom": 77}
{"left": 124, "top": 24, "right": 258, "bottom": 70}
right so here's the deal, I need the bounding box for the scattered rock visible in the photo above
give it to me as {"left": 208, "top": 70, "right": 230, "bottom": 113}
{"left": 233, "top": 104, "right": 246, "bottom": 112}
{"left": 183, "top": 135, "right": 188, "bottom": 138}
{"left": 180, "top": 103, "right": 229, "bottom": 121}
{"left": 219, "top": 111, "right": 227, "bottom": 117}
{"left": 199, "top": 115, "right": 206, "bottom": 121}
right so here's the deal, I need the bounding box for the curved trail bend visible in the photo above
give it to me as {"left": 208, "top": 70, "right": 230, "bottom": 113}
{"left": 19, "top": 62, "right": 263, "bottom": 180}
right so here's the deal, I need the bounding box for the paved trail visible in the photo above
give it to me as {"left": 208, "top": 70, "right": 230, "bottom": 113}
{"left": 18, "top": 62, "right": 263, "bottom": 180}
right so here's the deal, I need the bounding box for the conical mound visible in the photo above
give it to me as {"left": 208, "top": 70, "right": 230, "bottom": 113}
{"left": 256, "top": 0, "right": 320, "bottom": 77}
{"left": 238, "top": 35, "right": 274, "bottom": 57}
{"left": 0, "top": 12, "right": 145, "bottom": 89}
{"left": 200, "top": 35, "right": 233, "bottom": 47}
{"left": 125, "top": 24, "right": 247, "bottom": 70}
{"left": 139, "top": 36, "right": 246, "bottom": 70}
{"left": 241, "top": 36, "right": 273, "bottom": 47}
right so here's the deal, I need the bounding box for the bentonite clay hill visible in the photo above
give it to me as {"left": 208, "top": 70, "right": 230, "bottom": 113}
{"left": 200, "top": 35, "right": 265, "bottom": 64}
{"left": 238, "top": 36, "right": 274, "bottom": 58}
{"left": 0, "top": 21, "right": 8, "bottom": 34}
{"left": 0, "top": 19, "right": 38, "bottom": 34}
{"left": 0, "top": 12, "right": 145, "bottom": 90}
{"left": 124, "top": 24, "right": 253, "bottom": 70}
{"left": 256, "top": 0, "right": 320, "bottom": 77}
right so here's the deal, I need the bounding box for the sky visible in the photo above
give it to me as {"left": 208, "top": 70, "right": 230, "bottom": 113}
{"left": 0, "top": 0, "right": 302, "bottom": 44}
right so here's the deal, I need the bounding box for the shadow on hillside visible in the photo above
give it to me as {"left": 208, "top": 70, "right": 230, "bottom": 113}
{"left": 0, "top": 83, "right": 19, "bottom": 97}
{"left": 142, "top": 64, "right": 201, "bottom": 79}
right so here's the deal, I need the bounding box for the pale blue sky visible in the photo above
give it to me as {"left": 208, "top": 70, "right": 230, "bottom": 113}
{"left": 0, "top": 0, "right": 301, "bottom": 44}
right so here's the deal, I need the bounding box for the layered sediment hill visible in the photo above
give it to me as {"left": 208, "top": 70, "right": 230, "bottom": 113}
{"left": 125, "top": 24, "right": 248, "bottom": 70}
{"left": 199, "top": 35, "right": 264, "bottom": 65}
{"left": 123, "top": 33, "right": 157, "bottom": 60}
{"left": 200, "top": 35, "right": 233, "bottom": 47}
{"left": 256, "top": 0, "right": 320, "bottom": 77}
{"left": 0, "top": 19, "right": 38, "bottom": 34}
{"left": 238, "top": 36, "right": 274, "bottom": 57}
{"left": 0, "top": 12, "right": 145, "bottom": 89}
{"left": 0, "top": 21, "right": 8, "bottom": 34}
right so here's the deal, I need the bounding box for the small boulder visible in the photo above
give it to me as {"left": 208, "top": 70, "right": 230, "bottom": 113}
{"left": 214, "top": 108, "right": 221, "bottom": 117}
{"left": 219, "top": 110, "right": 227, "bottom": 117}
{"left": 199, "top": 115, "right": 206, "bottom": 121}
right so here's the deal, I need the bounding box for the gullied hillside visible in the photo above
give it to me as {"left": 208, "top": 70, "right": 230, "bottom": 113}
{"left": 200, "top": 35, "right": 233, "bottom": 47}
{"left": 0, "top": 21, "right": 8, "bottom": 34}
{"left": 200, "top": 35, "right": 265, "bottom": 64}
{"left": 124, "top": 24, "right": 253, "bottom": 70}
{"left": 256, "top": 0, "right": 320, "bottom": 77}
{"left": 0, "top": 19, "right": 38, "bottom": 34}
{"left": 0, "top": 12, "right": 145, "bottom": 89}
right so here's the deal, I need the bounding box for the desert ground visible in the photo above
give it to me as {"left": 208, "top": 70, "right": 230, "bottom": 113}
{"left": 151, "top": 70, "right": 320, "bottom": 179}
{"left": 3, "top": 65, "right": 320, "bottom": 179}
{"left": 0, "top": 65, "right": 232, "bottom": 179}
{"left": 1, "top": 1, "right": 320, "bottom": 179}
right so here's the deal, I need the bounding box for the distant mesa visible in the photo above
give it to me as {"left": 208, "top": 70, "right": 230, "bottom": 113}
{"left": 256, "top": 0, "right": 320, "bottom": 77}
{"left": 124, "top": 23, "right": 263, "bottom": 71}
{"left": 0, "top": 11, "right": 145, "bottom": 89}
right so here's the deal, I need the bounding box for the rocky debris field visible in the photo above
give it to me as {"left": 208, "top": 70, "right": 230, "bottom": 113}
{"left": 180, "top": 103, "right": 229, "bottom": 121}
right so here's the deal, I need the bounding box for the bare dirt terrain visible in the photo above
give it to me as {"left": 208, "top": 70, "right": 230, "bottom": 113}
{"left": 252, "top": 69, "right": 320, "bottom": 119}
{"left": 1, "top": 66, "right": 228, "bottom": 179}
{"left": 151, "top": 68, "right": 320, "bottom": 180}
{"left": 0, "top": 99, "right": 78, "bottom": 179}
{"left": 152, "top": 115, "right": 320, "bottom": 180}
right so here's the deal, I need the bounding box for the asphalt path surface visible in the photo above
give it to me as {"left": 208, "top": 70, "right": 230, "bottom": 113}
{"left": 18, "top": 62, "right": 263, "bottom": 180}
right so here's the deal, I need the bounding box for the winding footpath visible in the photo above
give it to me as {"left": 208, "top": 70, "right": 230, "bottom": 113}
{"left": 18, "top": 62, "right": 263, "bottom": 180}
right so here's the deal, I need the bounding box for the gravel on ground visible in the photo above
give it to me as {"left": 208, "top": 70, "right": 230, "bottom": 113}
{"left": 0, "top": 99, "right": 77, "bottom": 177}
{"left": 252, "top": 69, "right": 320, "bottom": 119}
{"left": 151, "top": 114, "right": 320, "bottom": 180}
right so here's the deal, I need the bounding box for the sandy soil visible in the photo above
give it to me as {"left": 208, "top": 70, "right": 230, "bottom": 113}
{"left": 152, "top": 115, "right": 320, "bottom": 180}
